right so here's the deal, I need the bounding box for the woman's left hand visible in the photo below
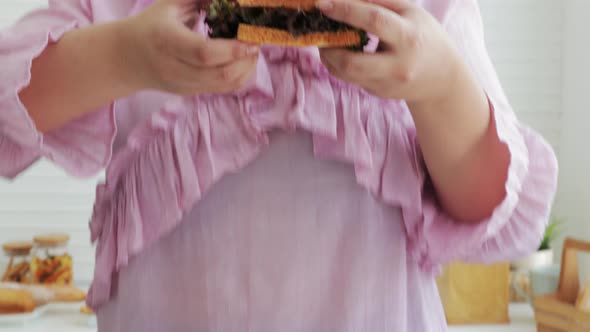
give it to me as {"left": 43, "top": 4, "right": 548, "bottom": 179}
{"left": 318, "top": 0, "right": 461, "bottom": 104}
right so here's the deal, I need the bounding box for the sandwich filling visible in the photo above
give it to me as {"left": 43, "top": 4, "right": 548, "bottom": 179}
{"left": 205, "top": 0, "right": 368, "bottom": 46}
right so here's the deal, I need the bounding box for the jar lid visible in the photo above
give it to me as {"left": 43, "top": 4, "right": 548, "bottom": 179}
{"left": 33, "top": 233, "right": 70, "bottom": 247}
{"left": 2, "top": 241, "right": 33, "bottom": 256}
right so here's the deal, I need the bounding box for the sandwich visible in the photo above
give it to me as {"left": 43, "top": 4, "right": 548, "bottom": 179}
{"left": 204, "top": 0, "right": 369, "bottom": 49}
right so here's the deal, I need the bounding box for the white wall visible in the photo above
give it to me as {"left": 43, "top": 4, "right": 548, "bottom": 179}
{"left": 480, "top": 0, "right": 563, "bottom": 154}
{"left": 557, "top": 0, "right": 590, "bottom": 244}
{"left": 0, "top": 0, "right": 583, "bottom": 284}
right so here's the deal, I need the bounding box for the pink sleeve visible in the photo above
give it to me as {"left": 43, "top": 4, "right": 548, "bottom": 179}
{"left": 412, "top": 0, "right": 559, "bottom": 271}
{"left": 0, "top": 0, "right": 117, "bottom": 179}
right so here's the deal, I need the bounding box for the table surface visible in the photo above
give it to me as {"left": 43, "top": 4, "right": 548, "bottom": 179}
{"left": 0, "top": 303, "right": 536, "bottom": 332}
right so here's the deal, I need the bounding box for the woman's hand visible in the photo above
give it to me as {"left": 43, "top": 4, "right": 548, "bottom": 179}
{"left": 124, "top": 0, "right": 260, "bottom": 95}
{"left": 319, "top": 0, "right": 511, "bottom": 224}
{"left": 317, "top": 0, "right": 460, "bottom": 104}
{"left": 20, "top": 0, "right": 259, "bottom": 133}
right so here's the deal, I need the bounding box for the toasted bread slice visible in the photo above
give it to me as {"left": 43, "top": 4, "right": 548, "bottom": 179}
{"left": 237, "top": 0, "right": 316, "bottom": 9}
{"left": 237, "top": 24, "right": 361, "bottom": 47}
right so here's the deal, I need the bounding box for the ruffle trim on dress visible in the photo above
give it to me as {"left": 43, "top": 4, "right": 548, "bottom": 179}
{"left": 86, "top": 46, "right": 555, "bottom": 309}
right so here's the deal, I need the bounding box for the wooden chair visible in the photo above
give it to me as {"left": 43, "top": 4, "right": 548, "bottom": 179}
{"left": 533, "top": 238, "right": 590, "bottom": 332}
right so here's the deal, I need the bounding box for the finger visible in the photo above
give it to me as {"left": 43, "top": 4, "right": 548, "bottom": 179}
{"left": 363, "top": 0, "right": 412, "bottom": 13}
{"left": 165, "top": 56, "right": 256, "bottom": 94}
{"left": 171, "top": 27, "right": 259, "bottom": 67}
{"left": 192, "top": 56, "right": 259, "bottom": 93}
{"left": 164, "top": 0, "right": 198, "bottom": 5}
{"left": 320, "top": 48, "right": 392, "bottom": 83}
{"left": 317, "top": 0, "right": 409, "bottom": 44}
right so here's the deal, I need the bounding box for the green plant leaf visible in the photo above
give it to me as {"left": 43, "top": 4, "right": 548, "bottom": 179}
{"left": 538, "top": 216, "right": 565, "bottom": 251}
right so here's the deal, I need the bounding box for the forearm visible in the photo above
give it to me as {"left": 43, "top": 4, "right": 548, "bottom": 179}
{"left": 19, "top": 19, "right": 139, "bottom": 133}
{"left": 408, "top": 61, "right": 510, "bottom": 223}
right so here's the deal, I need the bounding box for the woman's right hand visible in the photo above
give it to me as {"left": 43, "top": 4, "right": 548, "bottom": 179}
{"left": 123, "top": 0, "right": 260, "bottom": 95}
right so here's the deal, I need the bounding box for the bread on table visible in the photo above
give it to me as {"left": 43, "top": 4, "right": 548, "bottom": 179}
{"left": 0, "top": 287, "right": 35, "bottom": 314}
{"left": 0, "top": 282, "right": 86, "bottom": 308}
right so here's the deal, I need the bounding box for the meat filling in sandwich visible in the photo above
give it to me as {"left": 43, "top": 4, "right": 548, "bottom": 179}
{"left": 204, "top": 0, "right": 369, "bottom": 48}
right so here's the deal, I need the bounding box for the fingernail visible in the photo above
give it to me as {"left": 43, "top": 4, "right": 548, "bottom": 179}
{"left": 316, "top": 0, "right": 334, "bottom": 12}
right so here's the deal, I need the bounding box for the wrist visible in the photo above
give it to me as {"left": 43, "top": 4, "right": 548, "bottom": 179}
{"left": 109, "top": 18, "right": 150, "bottom": 93}
{"left": 407, "top": 54, "right": 490, "bottom": 142}
{"left": 407, "top": 52, "right": 466, "bottom": 114}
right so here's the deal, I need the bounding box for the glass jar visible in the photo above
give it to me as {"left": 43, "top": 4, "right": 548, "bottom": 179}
{"left": 31, "top": 234, "right": 73, "bottom": 285}
{"left": 1, "top": 241, "right": 33, "bottom": 283}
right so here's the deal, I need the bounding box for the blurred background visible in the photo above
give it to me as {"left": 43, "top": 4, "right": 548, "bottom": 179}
{"left": 1, "top": 0, "right": 589, "bottom": 331}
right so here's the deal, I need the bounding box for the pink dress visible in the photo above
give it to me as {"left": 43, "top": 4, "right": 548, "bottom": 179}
{"left": 0, "top": 0, "right": 558, "bottom": 331}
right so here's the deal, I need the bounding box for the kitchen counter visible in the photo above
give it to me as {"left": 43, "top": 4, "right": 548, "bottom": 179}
{"left": 449, "top": 304, "right": 537, "bottom": 332}
{"left": 0, "top": 304, "right": 536, "bottom": 332}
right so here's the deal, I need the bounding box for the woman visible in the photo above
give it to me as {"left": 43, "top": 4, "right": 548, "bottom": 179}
{"left": 0, "top": 0, "right": 557, "bottom": 330}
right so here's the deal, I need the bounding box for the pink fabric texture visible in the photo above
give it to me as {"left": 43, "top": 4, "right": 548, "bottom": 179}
{"left": 0, "top": 0, "right": 558, "bottom": 330}
{"left": 0, "top": 1, "right": 116, "bottom": 178}
{"left": 96, "top": 132, "right": 450, "bottom": 332}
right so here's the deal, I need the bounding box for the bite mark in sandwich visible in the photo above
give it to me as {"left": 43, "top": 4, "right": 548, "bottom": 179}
{"left": 204, "top": 0, "right": 369, "bottom": 49}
